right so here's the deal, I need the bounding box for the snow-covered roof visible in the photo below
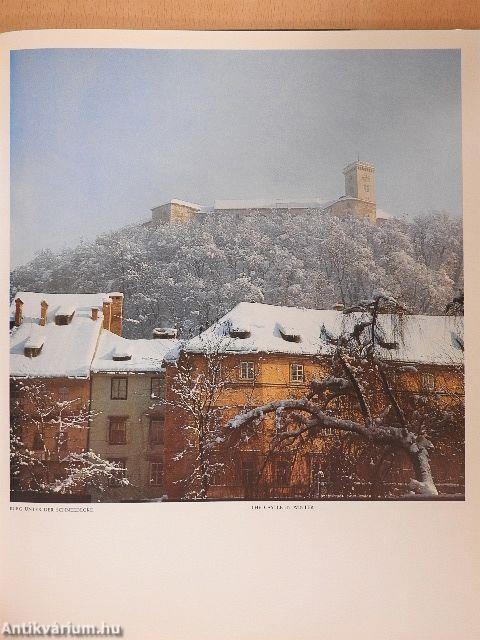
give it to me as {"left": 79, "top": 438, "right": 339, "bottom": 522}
{"left": 91, "top": 331, "right": 181, "bottom": 373}
{"left": 214, "top": 198, "right": 333, "bottom": 210}
{"left": 170, "top": 199, "right": 203, "bottom": 210}
{"left": 10, "top": 292, "right": 109, "bottom": 322}
{"left": 56, "top": 304, "right": 75, "bottom": 317}
{"left": 24, "top": 326, "right": 45, "bottom": 350}
{"left": 183, "top": 302, "right": 464, "bottom": 365}
{"left": 10, "top": 292, "right": 108, "bottom": 378}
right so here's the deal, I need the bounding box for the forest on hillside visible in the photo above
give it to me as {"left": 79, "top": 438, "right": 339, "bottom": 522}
{"left": 10, "top": 210, "right": 463, "bottom": 339}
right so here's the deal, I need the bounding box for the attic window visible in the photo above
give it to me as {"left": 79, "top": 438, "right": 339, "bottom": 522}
{"left": 278, "top": 323, "right": 301, "bottom": 343}
{"left": 24, "top": 334, "right": 45, "bottom": 358}
{"left": 112, "top": 350, "right": 132, "bottom": 362}
{"left": 153, "top": 328, "right": 178, "bottom": 339}
{"left": 229, "top": 325, "right": 251, "bottom": 339}
{"left": 24, "top": 345, "right": 43, "bottom": 358}
{"left": 55, "top": 305, "right": 75, "bottom": 326}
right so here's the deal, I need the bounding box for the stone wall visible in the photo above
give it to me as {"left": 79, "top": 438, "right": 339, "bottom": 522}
{"left": 323, "top": 197, "right": 376, "bottom": 223}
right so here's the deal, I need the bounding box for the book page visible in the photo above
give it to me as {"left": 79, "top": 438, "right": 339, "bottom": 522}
{"left": 1, "top": 29, "right": 479, "bottom": 640}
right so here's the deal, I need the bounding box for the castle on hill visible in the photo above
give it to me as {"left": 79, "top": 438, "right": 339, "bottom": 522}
{"left": 149, "top": 160, "right": 387, "bottom": 226}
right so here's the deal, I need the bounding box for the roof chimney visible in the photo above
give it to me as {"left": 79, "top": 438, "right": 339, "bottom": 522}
{"left": 108, "top": 292, "right": 123, "bottom": 336}
{"left": 91, "top": 307, "right": 99, "bottom": 321}
{"left": 14, "top": 298, "right": 23, "bottom": 327}
{"left": 102, "top": 300, "right": 112, "bottom": 331}
{"left": 39, "top": 300, "right": 48, "bottom": 326}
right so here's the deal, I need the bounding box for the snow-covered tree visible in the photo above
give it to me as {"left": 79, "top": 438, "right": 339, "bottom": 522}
{"left": 11, "top": 210, "right": 463, "bottom": 340}
{"left": 166, "top": 332, "right": 241, "bottom": 500}
{"left": 10, "top": 379, "right": 128, "bottom": 496}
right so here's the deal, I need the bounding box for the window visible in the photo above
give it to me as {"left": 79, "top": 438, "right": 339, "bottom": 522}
{"left": 108, "top": 458, "right": 127, "bottom": 487}
{"left": 211, "top": 465, "right": 226, "bottom": 486}
{"left": 319, "top": 427, "right": 334, "bottom": 436}
{"left": 10, "top": 384, "right": 23, "bottom": 409}
{"left": 239, "top": 361, "right": 255, "bottom": 381}
{"left": 279, "top": 325, "right": 301, "bottom": 343}
{"left": 150, "top": 377, "right": 165, "bottom": 400}
{"left": 149, "top": 461, "right": 163, "bottom": 486}
{"left": 109, "top": 417, "right": 127, "bottom": 444}
{"left": 32, "top": 431, "right": 44, "bottom": 451}
{"left": 422, "top": 373, "right": 435, "bottom": 392}
{"left": 241, "top": 458, "right": 256, "bottom": 486}
{"left": 149, "top": 416, "right": 164, "bottom": 445}
{"left": 275, "top": 460, "right": 290, "bottom": 487}
{"left": 111, "top": 377, "right": 127, "bottom": 400}
{"left": 54, "top": 312, "right": 75, "bottom": 325}
{"left": 229, "top": 328, "right": 251, "bottom": 339}
{"left": 290, "top": 363, "right": 304, "bottom": 383}
{"left": 25, "top": 345, "right": 44, "bottom": 357}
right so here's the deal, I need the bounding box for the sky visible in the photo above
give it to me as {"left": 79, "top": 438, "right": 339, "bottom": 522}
{"left": 11, "top": 48, "right": 462, "bottom": 267}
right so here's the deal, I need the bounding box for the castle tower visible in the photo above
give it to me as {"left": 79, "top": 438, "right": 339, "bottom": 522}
{"left": 343, "top": 160, "right": 376, "bottom": 205}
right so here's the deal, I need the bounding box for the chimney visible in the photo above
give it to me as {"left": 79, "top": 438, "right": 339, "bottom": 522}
{"left": 39, "top": 300, "right": 48, "bottom": 326}
{"left": 108, "top": 292, "right": 124, "bottom": 336}
{"left": 91, "top": 307, "right": 99, "bottom": 321}
{"left": 332, "top": 303, "right": 344, "bottom": 311}
{"left": 102, "top": 300, "right": 112, "bottom": 331}
{"left": 14, "top": 298, "right": 23, "bottom": 327}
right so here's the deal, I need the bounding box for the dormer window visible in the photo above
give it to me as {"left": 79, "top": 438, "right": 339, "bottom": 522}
{"left": 24, "top": 333, "right": 45, "bottom": 358}
{"left": 228, "top": 324, "right": 251, "bottom": 339}
{"left": 54, "top": 305, "right": 75, "bottom": 325}
{"left": 153, "top": 327, "right": 178, "bottom": 339}
{"left": 112, "top": 349, "right": 132, "bottom": 362}
{"left": 278, "top": 323, "right": 301, "bottom": 343}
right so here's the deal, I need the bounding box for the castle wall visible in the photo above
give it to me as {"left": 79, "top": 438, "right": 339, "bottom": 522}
{"left": 323, "top": 198, "right": 376, "bottom": 223}
{"left": 151, "top": 202, "right": 199, "bottom": 225}
{"left": 151, "top": 203, "right": 172, "bottom": 225}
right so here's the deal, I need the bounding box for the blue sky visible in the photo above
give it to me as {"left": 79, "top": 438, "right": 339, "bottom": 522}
{"left": 11, "top": 48, "right": 462, "bottom": 266}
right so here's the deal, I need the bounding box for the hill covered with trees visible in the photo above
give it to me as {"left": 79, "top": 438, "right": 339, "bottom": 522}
{"left": 11, "top": 210, "right": 463, "bottom": 339}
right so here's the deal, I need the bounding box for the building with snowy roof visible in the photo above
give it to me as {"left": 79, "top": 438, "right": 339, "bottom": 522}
{"left": 163, "top": 301, "right": 464, "bottom": 501}
{"left": 182, "top": 301, "right": 464, "bottom": 365}
{"left": 9, "top": 292, "right": 124, "bottom": 379}
{"left": 149, "top": 160, "right": 379, "bottom": 226}
{"left": 9, "top": 291, "right": 126, "bottom": 500}
{"left": 9, "top": 289, "right": 186, "bottom": 501}
{"left": 89, "top": 329, "right": 180, "bottom": 501}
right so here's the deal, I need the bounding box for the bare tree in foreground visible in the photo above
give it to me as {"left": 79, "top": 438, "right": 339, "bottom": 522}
{"left": 168, "top": 332, "right": 240, "bottom": 500}
{"left": 10, "top": 379, "right": 128, "bottom": 496}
